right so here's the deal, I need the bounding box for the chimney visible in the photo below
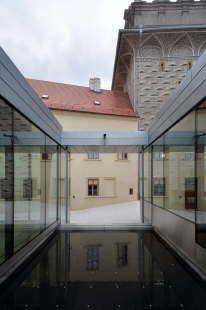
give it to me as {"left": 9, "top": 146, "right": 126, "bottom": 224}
{"left": 89, "top": 78, "right": 94, "bottom": 91}
{"left": 94, "top": 77, "right": 101, "bottom": 93}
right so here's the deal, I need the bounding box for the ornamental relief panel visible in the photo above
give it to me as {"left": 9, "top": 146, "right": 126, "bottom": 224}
{"left": 116, "top": 58, "right": 129, "bottom": 75}
{"left": 140, "top": 46, "right": 163, "bottom": 58}
{"left": 169, "top": 46, "right": 193, "bottom": 57}
{"left": 189, "top": 34, "right": 206, "bottom": 54}
{"left": 124, "top": 35, "right": 140, "bottom": 51}
{"left": 120, "top": 54, "right": 133, "bottom": 69}
{"left": 199, "top": 43, "right": 206, "bottom": 56}
{"left": 171, "top": 34, "right": 193, "bottom": 50}
{"left": 119, "top": 36, "right": 134, "bottom": 59}
{"left": 140, "top": 35, "right": 163, "bottom": 50}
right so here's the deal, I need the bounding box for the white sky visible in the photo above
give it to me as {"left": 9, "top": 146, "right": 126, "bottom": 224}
{"left": 0, "top": 0, "right": 134, "bottom": 90}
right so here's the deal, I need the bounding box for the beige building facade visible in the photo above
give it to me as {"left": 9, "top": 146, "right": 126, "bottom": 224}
{"left": 28, "top": 80, "right": 138, "bottom": 211}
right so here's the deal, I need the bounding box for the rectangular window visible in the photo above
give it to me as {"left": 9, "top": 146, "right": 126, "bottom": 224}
{"left": 88, "top": 153, "right": 99, "bottom": 159}
{"left": 23, "top": 178, "right": 37, "bottom": 198}
{"left": 117, "top": 244, "right": 128, "bottom": 267}
{"left": 153, "top": 178, "right": 165, "bottom": 196}
{"left": 153, "top": 152, "right": 165, "bottom": 159}
{"left": 187, "top": 61, "right": 193, "bottom": 71}
{"left": 88, "top": 179, "right": 99, "bottom": 196}
{"left": 117, "top": 153, "right": 128, "bottom": 160}
{"left": 159, "top": 62, "right": 165, "bottom": 72}
{"left": 177, "top": 79, "right": 182, "bottom": 85}
{"left": 129, "top": 188, "right": 133, "bottom": 195}
{"left": 87, "top": 247, "right": 99, "bottom": 270}
{"left": 185, "top": 152, "right": 195, "bottom": 158}
{"left": 42, "top": 153, "right": 52, "bottom": 160}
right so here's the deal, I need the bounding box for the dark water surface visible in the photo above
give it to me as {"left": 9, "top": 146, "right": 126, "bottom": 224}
{"left": 0, "top": 231, "right": 206, "bottom": 310}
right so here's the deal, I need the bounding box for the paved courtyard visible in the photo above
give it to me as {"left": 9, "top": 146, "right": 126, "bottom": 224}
{"left": 69, "top": 200, "right": 141, "bottom": 225}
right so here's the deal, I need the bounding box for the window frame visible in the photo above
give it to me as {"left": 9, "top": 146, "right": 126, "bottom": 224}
{"left": 88, "top": 153, "right": 99, "bottom": 159}
{"left": 117, "top": 153, "right": 128, "bottom": 160}
{"left": 88, "top": 178, "right": 99, "bottom": 196}
{"left": 153, "top": 178, "right": 165, "bottom": 197}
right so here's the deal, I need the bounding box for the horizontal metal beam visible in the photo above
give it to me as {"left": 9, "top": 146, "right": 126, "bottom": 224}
{"left": 61, "top": 131, "right": 148, "bottom": 153}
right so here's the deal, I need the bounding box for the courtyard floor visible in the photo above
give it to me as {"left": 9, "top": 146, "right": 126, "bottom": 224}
{"left": 69, "top": 200, "right": 141, "bottom": 225}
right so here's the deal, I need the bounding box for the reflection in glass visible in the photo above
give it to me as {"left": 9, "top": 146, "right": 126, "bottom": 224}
{"left": 14, "top": 110, "right": 45, "bottom": 252}
{"left": 0, "top": 99, "right": 13, "bottom": 263}
{"left": 144, "top": 146, "right": 151, "bottom": 202}
{"left": 46, "top": 137, "right": 58, "bottom": 227}
{"left": 196, "top": 103, "right": 206, "bottom": 248}
{"left": 164, "top": 111, "right": 195, "bottom": 222}
{"left": 153, "top": 136, "right": 164, "bottom": 208}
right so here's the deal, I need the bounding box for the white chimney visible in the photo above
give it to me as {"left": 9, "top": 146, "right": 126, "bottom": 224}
{"left": 89, "top": 78, "right": 94, "bottom": 91}
{"left": 94, "top": 77, "right": 101, "bottom": 93}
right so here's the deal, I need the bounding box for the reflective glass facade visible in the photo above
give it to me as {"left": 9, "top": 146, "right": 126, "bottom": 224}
{"left": 0, "top": 98, "right": 67, "bottom": 265}
{"left": 141, "top": 101, "right": 206, "bottom": 249}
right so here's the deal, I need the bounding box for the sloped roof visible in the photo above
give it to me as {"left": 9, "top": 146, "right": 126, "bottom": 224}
{"left": 27, "top": 79, "right": 136, "bottom": 117}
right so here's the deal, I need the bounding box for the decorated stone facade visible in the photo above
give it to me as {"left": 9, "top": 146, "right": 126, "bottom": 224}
{"left": 112, "top": 0, "right": 206, "bottom": 130}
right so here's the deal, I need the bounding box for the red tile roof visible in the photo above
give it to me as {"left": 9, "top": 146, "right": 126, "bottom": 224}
{"left": 27, "top": 79, "right": 136, "bottom": 117}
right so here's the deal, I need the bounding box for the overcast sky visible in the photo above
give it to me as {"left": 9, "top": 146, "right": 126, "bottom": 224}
{"left": 0, "top": 0, "right": 135, "bottom": 90}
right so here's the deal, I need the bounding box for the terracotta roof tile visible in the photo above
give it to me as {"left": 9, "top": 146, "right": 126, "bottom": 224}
{"left": 27, "top": 79, "right": 136, "bottom": 117}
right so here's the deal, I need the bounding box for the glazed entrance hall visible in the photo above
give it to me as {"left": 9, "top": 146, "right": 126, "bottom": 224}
{"left": 1, "top": 42, "right": 206, "bottom": 306}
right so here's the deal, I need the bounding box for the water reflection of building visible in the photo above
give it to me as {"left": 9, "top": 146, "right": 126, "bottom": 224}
{"left": 70, "top": 232, "right": 139, "bottom": 282}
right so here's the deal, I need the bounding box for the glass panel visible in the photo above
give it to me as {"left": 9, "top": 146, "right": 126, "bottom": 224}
{"left": 59, "top": 147, "right": 67, "bottom": 224}
{"left": 0, "top": 99, "right": 13, "bottom": 263}
{"left": 14, "top": 111, "right": 46, "bottom": 253}
{"left": 144, "top": 146, "right": 151, "bottom": 203}
{"left": 153, "top": 136, "right": 164, "bottom": 208}
{"left": 196, "top": 103, "right": 206, "bottom": 248}
{"left": 164, "top": 111, "right": 195, "bottom": 221}
{"left": 45, "top": 137, "right": 58, "bottom": 227}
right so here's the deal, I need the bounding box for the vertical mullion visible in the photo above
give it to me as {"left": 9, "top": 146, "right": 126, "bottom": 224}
{"left": 66, "top": 148, "right": 69, "bottom": 223}
{"left": 142, "top": 147, "right": 144, "bottom": 223}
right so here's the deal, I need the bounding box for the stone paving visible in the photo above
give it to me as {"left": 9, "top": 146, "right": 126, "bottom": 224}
{"left": 69, "top": 200, "right": 140, "bottom": 225}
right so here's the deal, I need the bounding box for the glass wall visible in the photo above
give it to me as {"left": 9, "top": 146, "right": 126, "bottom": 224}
{"left": 0, "top": 97, "right": 66, "bottom": 264}
{"left": 14, "top": 110, "right": 46, "bottom": 252}
{"left": 164, "top": 111, "right": 195, "bottom": 221}
{"left": 153, "top": 136, "right": 164, "bottom": 208}
{"left": 144, "top": 146, "right": 151, "bottom": 203}
{"left": 141, "top": 104, "right": 206, "bottom": 249}
{"left": 196, "top": 102, "right": 206, "bottom": 248}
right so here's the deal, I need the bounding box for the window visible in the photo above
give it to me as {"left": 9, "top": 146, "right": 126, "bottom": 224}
{"left": 153, "top": 152, "right": 165, "bottom": 159}
{"left": 42, "top": 153, "right": 52, "bottom": 160}
{"left": 117, "top": 153, "right": 128, "bottom": 160}
{"left": 0, "top": 179, "right": 5, "bottom": 199}
{"left": 159, "top": 62, "right": 165, "bottom": 72}
{"left": 177, "top": 79, "right": 182, "bottom": 85}
{"left": 153, "top": 178, "right": 165, "bottom": 196}
{"left": 117, "top": 244, "right": 128, "bottom": 267}
{"left": 23, "top": 178, "right": 37, "bottom": 198}
{"left": 187, "top": 61, "right": 193, "bottom": 71}
{"left": 185, "top": 178, "right": 195, "bottom": 190}
{"left": 129, "top": 188, "right": 133, "bottom": 195}
{"left": 87, "top": 246, "right": 99, "bottom": 270}
{"left": 88, "top": 179, "right": 99, "bottom": 196}
{"left": 88, "top": 153, "right": 99, "bottom": 159}
{"left": 185, "top": 152, "right": 195, "bottom": 158}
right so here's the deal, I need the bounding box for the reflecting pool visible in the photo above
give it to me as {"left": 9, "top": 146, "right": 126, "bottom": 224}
{"left": 0, "top": 232, "right": 206, "bottom": 309}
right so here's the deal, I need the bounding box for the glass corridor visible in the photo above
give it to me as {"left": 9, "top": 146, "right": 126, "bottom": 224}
{"left": 140, "top": 100, "right": 206, "bottom": 249}
{"left": 0, "top": 98, "right": 67, "bottom": 265}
